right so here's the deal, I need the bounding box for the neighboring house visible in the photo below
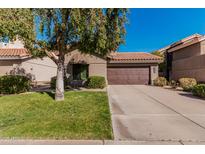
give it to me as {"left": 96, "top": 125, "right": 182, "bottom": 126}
{"left": 0, "top": 40, "right": 162, "bottom": 85}
{"left": 0, "top": 40, "right": 57, "bottom": 82}
{"left": 158, "top": 33, "right": 205, "bottom": 82}
{"left": 65, "top": 50, "right": 162, "bottom": 85}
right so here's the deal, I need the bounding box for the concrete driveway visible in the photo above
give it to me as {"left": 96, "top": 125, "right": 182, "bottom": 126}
{"left": 108, "top": 85, "right": 205, "bottom": 144}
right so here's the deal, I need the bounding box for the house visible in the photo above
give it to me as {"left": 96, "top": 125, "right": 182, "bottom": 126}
{"left": 65, "top": 50, "right": 162, "bottom": 85}
{"left": 0, "top": 40, "right": 162, "bottom": 85}
{"left": 0, "top": 40, "right": 57, "bottom": 82}
{"left": 158, "top": 33, "right": 205, "bottom": 82}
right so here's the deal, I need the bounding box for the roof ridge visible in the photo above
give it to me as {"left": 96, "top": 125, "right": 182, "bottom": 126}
{"left": 109, "top": 51, "right": 163, "bottom": 61}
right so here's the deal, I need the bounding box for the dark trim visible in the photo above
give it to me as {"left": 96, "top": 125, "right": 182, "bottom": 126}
{"left": 165, "top": 51, "right": 173, "bottom": 81}
{"left": 149, "top": 66, "right": 151, "bottom": 85}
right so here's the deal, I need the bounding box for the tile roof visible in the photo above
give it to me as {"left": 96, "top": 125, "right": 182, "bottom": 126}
{"left": 109, "top": 52, "right": 162, "bottom": 61}
{"left": 0, "top": 48, "right": 30, "bottom": 59}
{"left": 167, "top": 34, "right": 205, "bottom": 53}
{"left": 0, "top": 48, "right": 59, "bottom": 60}
{"left": 157, "top": 33, "right": 205, "bottom": 53}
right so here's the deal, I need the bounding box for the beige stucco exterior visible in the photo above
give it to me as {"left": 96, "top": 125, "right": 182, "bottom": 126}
{"left": 0, "top": 57, "right": 57, "bottom": 82}
{"left": 169, "top": 40, "right": 205, "bottom": 82}
{"left": 150, "top": 65, "right": 159, "bottom": 85}
{"left": 64, "top": 50, "right": 160, "bottom": 85}
{"left": 0, "top": 60, "right": 21, "bottom": 75}
{"left": 0, "top": 45, "right": 160, "bottom": 85}
{"left": 64, "top": 50, "right": 107, "bottom": 80}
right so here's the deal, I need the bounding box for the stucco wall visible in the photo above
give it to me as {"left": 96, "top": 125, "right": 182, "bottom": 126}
{"left": 65, "top": 50, "right": 107, "bottom": 80}
{"left": 170, "top": 40, "right": 205, "bottom": 82}
{"left": 172, "top": 54, "right": 205, "bottom": 82}
{"left": 21, "top": 57, "right": 57, "bottom": 82}
{"left": 150, "top": 65, "right": 159, "bottom": 85}
{"left": 65, "top": 50, "right": 106, "bottom": 64}
{"left": 171, "top": 42, "right": 201, "bottom": 61}
{"left": 0, "top": 60, "right": 21, "bottom": 75}
{"left": 200, "top": 39, "right": 205, "bottom": 55}
{"left": 0, "top": 57, "right": 57, "bottom": 82}
{"left": 89, "top": 63, "right": 107, "bottom": 78}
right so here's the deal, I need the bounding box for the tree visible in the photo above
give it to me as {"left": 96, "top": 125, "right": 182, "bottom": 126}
{"left": 0, "top": 9, "right": 128, "bottom": 101}
{"left": 151, "top": 50, "right": 164, "bottom": 57}
{"left": 0, "top": 9, "right": 35, "bottom": 52}
{"left": 35, "top": 8, "right": 128, "bottom": 101}
{"left": 151, "top": 50, "right": 165, "bottom": 75}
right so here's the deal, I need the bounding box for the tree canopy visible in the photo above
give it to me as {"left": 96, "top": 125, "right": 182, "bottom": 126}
{"left": 35, "top": 9, "right": 128, "bottom": 56}
{"left": 0, "top": 9, "right": 35, "bottom": 52}
{"left": 151, "top": 50, "right": 164, "bottom": 58}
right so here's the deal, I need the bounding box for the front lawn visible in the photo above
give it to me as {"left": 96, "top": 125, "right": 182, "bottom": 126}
{"left": 0, "top": 91, "right": 113, "bottom": 139}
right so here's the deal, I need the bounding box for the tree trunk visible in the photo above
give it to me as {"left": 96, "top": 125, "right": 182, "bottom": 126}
{"left": 55, "top": 58, "right": 64, "bottom": 101}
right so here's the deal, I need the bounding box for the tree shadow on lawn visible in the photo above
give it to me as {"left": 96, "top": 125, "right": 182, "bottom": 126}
{"left": 39, "top": 91, "right": 55, "bottom": 100}
{"left": 37, "top": 87, "right": 82, "bottom": 100}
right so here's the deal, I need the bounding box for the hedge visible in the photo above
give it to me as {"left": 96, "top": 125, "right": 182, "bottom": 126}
{"left": 192, "top": 84, "right": 205, "bottom": 98}
{"left": 0, "top": 75, "right": 31, "bottom": 94}
{"left": 86, "top": 76, "right": 106, "bottom": 89}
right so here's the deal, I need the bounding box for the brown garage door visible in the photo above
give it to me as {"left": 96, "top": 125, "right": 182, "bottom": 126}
{"left": 107, "top": 67, "right": 150, "bottom": 85}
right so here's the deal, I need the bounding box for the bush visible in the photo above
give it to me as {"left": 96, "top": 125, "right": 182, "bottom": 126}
{"left": 153, "top": 77, "right": 167, "bottom": 86}
{"left": 0, "top": 75, "right": 31, "bottom": 94}
{"left": 50, "top": 76, "right": 69, "bottom": 89}
{"left": 86, "top": 76, "right": 106, "bottom": 89}
{"left": 192, "top": 84, "right": 205, "bottom": 98}
{"left": 179, "top": 78, "right": 197, "bottom": 91}
{"left": 167, "top": 80, "right": 178, "bottom": 88}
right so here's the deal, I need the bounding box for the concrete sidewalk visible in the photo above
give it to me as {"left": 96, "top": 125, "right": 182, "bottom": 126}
{"left": 1, "top": 139, "right": 204, "bottom": 145}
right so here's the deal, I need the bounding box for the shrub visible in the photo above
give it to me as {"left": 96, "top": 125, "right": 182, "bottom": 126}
{"left": 0, "top": 75, "right": 31, "bottom": 94}
{"left": 153, "top": 77, "right": 167, "bottom": 86}
{"left": 178, "top": 78, "right": 197, "bottom": 91}
{"left": 167, "top": 80, "right": 178, "bottom": 88}
{"left": 192, "top": 84, "right": 205, "bottom": 98}
{"left": 86, "top": 76, "right": 106, "bottom": 89}
{"left": 50, "top": 76, "right": 69, "bottom": 89}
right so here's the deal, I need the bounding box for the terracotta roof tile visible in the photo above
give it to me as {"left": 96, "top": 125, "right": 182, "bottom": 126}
{"left": 109, "top": 52, "right": 162, "bottom": 61}
{"left": 0, "top": 48, "right": 30, "bottom": 58}
{"left": 157, "top": 33, "right": 205, "bottom": 53}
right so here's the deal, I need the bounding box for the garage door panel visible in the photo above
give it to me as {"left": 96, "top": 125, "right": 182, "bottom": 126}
{"left": 107, "top": 67, "right": 149, "bottom": 85}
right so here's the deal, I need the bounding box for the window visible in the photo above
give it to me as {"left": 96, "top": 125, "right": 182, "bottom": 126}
{"left": 73, "top": 64, "right": 89, "bottom": 80}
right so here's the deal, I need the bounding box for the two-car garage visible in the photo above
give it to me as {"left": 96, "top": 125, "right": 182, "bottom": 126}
{"left": 107, "top": 52, "right": 162, "bottom": 85}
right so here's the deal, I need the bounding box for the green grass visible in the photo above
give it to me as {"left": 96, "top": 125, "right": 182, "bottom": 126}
{"left": 0, "top": 91, "right": 113, "bottom": 140}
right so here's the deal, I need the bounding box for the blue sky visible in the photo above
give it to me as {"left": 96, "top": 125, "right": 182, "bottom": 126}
{"left": 118, "top": 8, "right": 205, "bottom": 52}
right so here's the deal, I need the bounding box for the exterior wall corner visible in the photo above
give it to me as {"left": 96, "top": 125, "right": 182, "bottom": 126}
{"left": 150, "top": 65, "right": 159, "bottom": 85}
